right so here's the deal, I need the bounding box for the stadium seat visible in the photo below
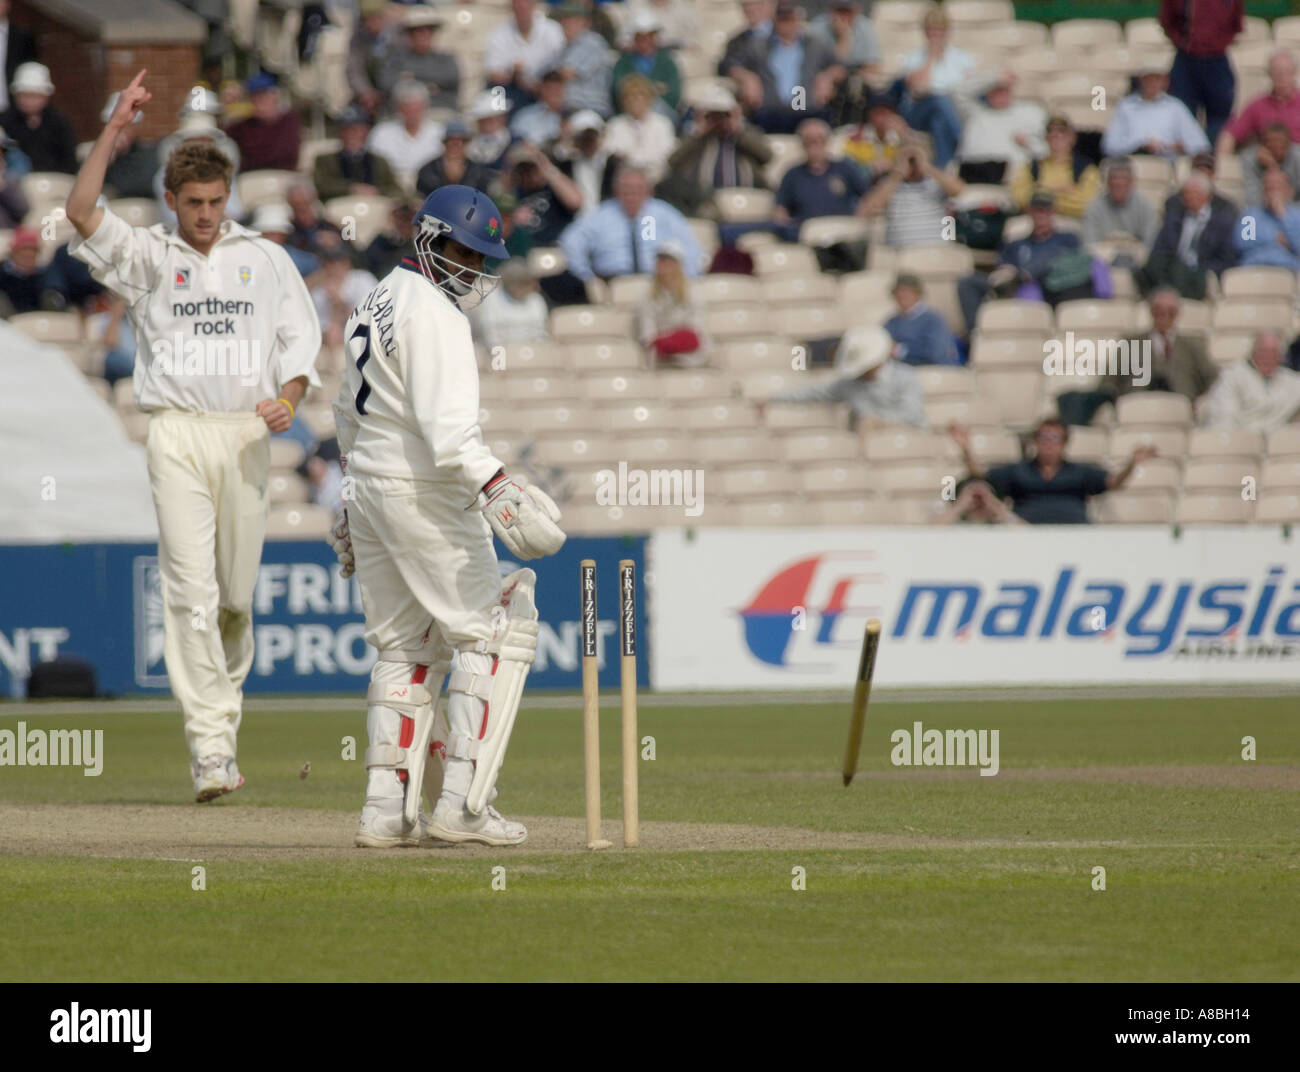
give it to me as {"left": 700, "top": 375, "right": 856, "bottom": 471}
{"left": 1175, "top": 494, "right": 1253, "bottom": 524}
{"left": 967, "top": 426, "right": 1021, "bottom": 465}
{"left": 1267, "top": 426, "right": 1300, "bottom": 459}
{"left": 265, "top": 504, "right": 333, "bottom": 539}
{"left": 764, "top": 135, "right": 804, "bottom": 187}
{"left": 1115, "top": 393, "right": 1194, "bottom": 427}
{"left": 1211, "top": 300, "right": 1293, "bottom": 333}
{"left": 1261, "top": 458, "right": 1300, "bottom": 491}
{"left": 8, "top": 311, "right": 82, "bottom": 343}
{"left": 107, "top": 198, "right": 161, "bottom": 229}
{"left": 1221, "top": 266, "right": 1297, "bottom": 301}
{"left": 1055, "top": 299, "right": 1138, "bottom": 334}
{"left": 970, "top": 333, "right": 1048, "bottom": 368}
{"left": 1110, "top": 427, "right": 1187, "bottom": 459}
{"left": 600, "top": 401, "right": 680, "bottom": 434}
{"left": 800, "top": 461, "right": 874, "bottom": 495}
{"left": 695, "top": 432, "right": 779, "bottom": 464}
{"left": 762, "top": 272, "right": 841, "bottom": 307}
{"left": 1100, "top": 492, "right": 1175, "bottom": 524}
{"left": 736, "top": 229, "right": 780, "bottom": 254}
{"left": 898, "top": 243, "right": 976, "bottom": 279}
{"left": 678, "top": 401, "right": 757, "bottom": 431}
{"left": 1207, "top": 331, "right": 1255, "bottom": 368}
{"left": 516, "top": 402, "right": 605, "bottom": 435}
{"left": 776, "top": 302, "right": 845, "bottom": 342}
{"left": 657, "top": 369, "right": 733, "bottom": 401}
{"left": 1274, "top": 16, "right": 1300, "bottom": 51}
{"left": 1124, "top": 458, "right": 1182, "bottom": 493}
{"left": 1183, "top": 460, "right": 1254, "bottom": 494}
{"left": 529, "top": 434, "right": 615, "bottom": 467}
{"left": 702, "top": 305, "right": 773, "bottom": 340}
{"left": 804, "top": 498, "right": 892, "bottom": 526}
{"left": 947, "top": 0, "right": 1015, "bottom": 31}
{"left": 914, "top": 366, "right": 975, "bottom": 398}
{"left": 614, "top": 433, "right": 699, "bottom": 467}
{"left": 323, "top": 194, "right": 395, "bottom": 248}
{"left": 739, "top": 369, "right": 799, "bottom": 399}
{"left": 976, "top": 300, "right": 1055, "bottom": 335}
{"left": 515, "top": 373, "right": 592, "bottom": 404}
{"left": 712, "top": 337, "right": 795, "bottom": 370}
{"left": 1255, "top": 493, "right": 1300, "bottom": 523}
{"left": 1124, "top": 18, "right": 1167, "bottom": 51}
{"left": 1188, "top": 427, "right": 1264, "bottom": 462}
{"left": 298, "top": 137, "right": 341, "bottom": 174}
{"left": 798, "top": 216, "right": 870, "bottom": 248}
{"left": 527, "top": 247, "right": 568, "bottom": 278}
{"left": 693, "top": 273, "right": 764, "bottom": 306}
{"left": 780, "top": 430, "right": 862, "bottom": 463}
{"left": 733, "top": 498, "right": 808, "bottom": 527}
{"left": 763, "top": 402, "right": 838, "bottom": 431}
{"left": 973, "top": 368, "right": 1043, "bottom": 426}
{"left": 712, "top": 187, "right": 774, "bottom": 223}
{"left": 879, "top": 461, "right": 948, "bottom": 499}
{"left": 551, "top": 308, "right": 636, "bottom": 344}
{"left": 608, "top": 274, "right": 653, "bottom": 309}
{"left": 864, "top": 428, "right": 947, "bottom": 462}
{"left": 268, "top": 472, "right": 310, "bottom": 504}
{"left": 686, "top": 218, "right": 720, "bottom": 263}
{"left": 977, "top": 21, "right": 1049, "bottom": 51}
{"left": 838, "top": 270, "right": 894, "bottom": 313}
{"left": 497, "top": 341, "right": 566, "bottom": 373}
{"left": 1064, "top": 426, "right": 1109, "bottom": 463}
{"left": 1051, "top": 19, "right": 1123, "bottom": 53}
{"left": 753, "top": 243, "right": 821, "bottom": 278}
{"left": 714, "top": 467, "right": 799, "bottom": 498}
{"left": 237, "top": 169, "right": 298, "bottom": 210}
{"left": 20, "top": 171, "right": 74, "bottom": 207}
{"left": 925, "top": 397, "right": 1001, "bottom": 427}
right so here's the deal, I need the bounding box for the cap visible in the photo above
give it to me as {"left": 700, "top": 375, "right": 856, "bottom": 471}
{"left": 246, "top": 72, "right": 278, "bottom": 93}
{"left": 443, "top": 119, "right": 470, "bottom": 139}
{"left": 1134, "top": 61, "right": 1167, "bottom": 77}
{"left": 629, "top": 11, "right": 662, "bottom": 34}
{"left": 252, "top": 203, "right": 293, "bottom": 235}
{"left": 1028, "top": 190, "right": 1056, "bottom": 209}
{"left": 403, "top": 7, "right": 444, "bottom": 30}
{"left": 838, "top": 326, "right": 891, "bottom": 377}
{"left": 337, "top": 105, "right": 370, "bottom": 128}
{"left": 568, "top": 109, "right": 605, "bottom": 134}
{"left": 11, "top": 226, "right": 41, "bottom": 250}
{"left": 11, "top": 62, "right": 54, "bottom": 96}
{"left": 102, "top": 91, "right": 144, "bottom": 126}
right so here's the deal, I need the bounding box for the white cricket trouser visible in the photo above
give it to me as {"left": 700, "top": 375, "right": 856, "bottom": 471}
{"left": 146, "top": 410, "right": 270, "bottom": 761}
{"left": 349, "top": 474, "right": 503, "bottom": 804}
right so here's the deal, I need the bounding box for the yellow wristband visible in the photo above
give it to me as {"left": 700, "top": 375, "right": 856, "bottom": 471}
{"left": 278, "top": 397, "right": 295, "bottom": 420}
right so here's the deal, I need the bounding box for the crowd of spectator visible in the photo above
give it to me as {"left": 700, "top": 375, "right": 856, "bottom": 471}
{"left": 6, "top": 0, "right": 1300, "bottom": 523}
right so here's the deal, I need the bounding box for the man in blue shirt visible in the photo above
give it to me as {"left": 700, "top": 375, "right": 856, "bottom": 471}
{"left": 773, "top": 118, "right": 872, "bottom": 226}
{"left": 885, "top": 273, "right": 960, "bottom": 365}
{"left": 559, "top": 165, "right": 702, "bottom": 282}
{"left": 730, "top": 2, "right": 842, "bottom": 134}
{"left": 1236, "top": 166, "right": 1300, "bottom": 270}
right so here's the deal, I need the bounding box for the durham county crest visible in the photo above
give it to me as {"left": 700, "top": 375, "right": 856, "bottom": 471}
{"left": 238, "top": 265, "right": 253, "bottom": 285}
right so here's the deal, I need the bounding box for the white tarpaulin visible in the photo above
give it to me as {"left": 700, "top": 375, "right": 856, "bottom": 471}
{"left": 650, "top": 526, "right": 1300, "bottom": 688}
{"left": 0, "top": 324, "right": 157, "bottom": 542}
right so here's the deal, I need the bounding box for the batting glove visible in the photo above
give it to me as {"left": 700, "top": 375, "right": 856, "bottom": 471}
{"left": 330, "top": 510, "right": 355, "bottom": 578}
{"left": 476, "top": 473, "right": 566, "bottom": 561}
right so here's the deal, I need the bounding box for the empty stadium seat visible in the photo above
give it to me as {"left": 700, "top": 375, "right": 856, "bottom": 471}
{"left": 322, "top": 194, "right": 394, "bottom": 247}
{"left": 967, "top": 426, "right": 1022, "bottom": 465}
{"left": 1110, "top": 427, "right": 1187, "bottom": 459}
{"left": 1176, "top": 494, "right": 1253, "bottom": 524}
{"left": 552, "top": 309, "right": 636, "bottom": 344}
{"left": 864, "top": 428, "right": 946, "bottom": 462}
{"left": 713, "top": 337, "right": 795, "bottom": 371}
{"left": 693, "top": 273, "right": 764, "bottom": 306}
{"left": 1051, "top": 18, "right": 1123, "bottom": 52}
{"left": 600, "top": 401, "right": 679, "bottom": 434}
{"left": 1101, "top": 492, "right": 1175, "bottom": 524}
{"left": 695, "top": 433, "right": 779, "bottom": 464}
{"left": 804, "top": 498, "right": 892, "bottom": 526}
{"left": 800, "top": 461, "right": 874, "bottom": 495}
{"left": 20, "top": 171, "right": 74, "bottom": 206}
{"left": 265, "top": 503, "right": 333, "bottom": 538}
{"left": 1211, "top": 300, "right": 1292, "bottom": 333}
{"left": 579, "top": 372, "right": 657, "bottom": 404}
{"left": 237, "top": 169, "right": 299, "bottom": 210}
{"left": 914, "top": 366, "right": 975, "bottom": 398}
{"left": 1255, "top": 493, "right": 1300, "bottom": 523}
{"left": 1056, "top": 299, "right": 1139, "bottom": 334}
{"left": 762, "top": 272, "right": 840, "bottom": 306}
{"left": 678, "top": 401, "right": 756, "bottom": 431}
{"left": 733, "top": 499, "right": 807, "bottom": 526}
{"left": 1221, "top": 266, "right": 1297, "bottom": 300}
{"left": 657, "top": 370, "right": 733, "bottom": 401}
{"left": 530, "top": 434, "right": 615, "bottom": 467}
{"left": 713, "top": 187, "right": 774, "bottom": 222}
{"left": 714, "top": 467, "right": 798, "bottom": 498}
{"left": 898, "top": 243, "right": 975, "bottom": 278}
{"left": 8, "top": 311, "right": 81, "bottom": 343}
{"left": 517, "top": 403, "right": 604, "bottom": 435}
{"left": 1261, "top": 458, "right": 1300, "bottom": 491}
{"left": 703, "top": 305, "right": 772, "bottom": 340}
{"left": 764, "top": 402, "right": 838, "bottom": 431}
{"left": 615, "top": 434, "right": 698, "bottom": 467}
{"left": 268, "top": 472, "right": 310, "bottom": 504}
{"left": 879, "top": 462, "right": 948, "bottom": 498}
{"left": 973, "top": 368, "right": 1042, "bottom": 426}
{"left": 504, "top": 374, "right": 583, "bottom": 404}
{"left": 970, "top": 333, "right": 1048, "bottom": 368}
{"left": 1115, "top": 393, "right": 1194, "bottom": 427}
{"left": 1183, "top": 460, "right": 1254, "bottom": 494}
{"left": 1268, "top": 426, "right": 1300, "bottom": 459}
{"left": 925, "top": 397, "right": 1001, "bottom": 427}
{"left": 1188, "top": 427, "right": 1264, "bottom": 461}
{"left": 107, "top": 198, "right": 161, "bottom": 229}
{"left": 527, "top": 247, "right": 568, "bottom": 278}
{"left": 976, "top": 300, "right": 1055, "bottom": 335}
{"left": 753, "top": 243, "right": 821, "bottom": 277}
{"left": 608, "top": 274, "right": 653, "bottom": 309}
{"left": 798, "top": 216, "right": 870, "bottom": 247}
{"left": 1123, "top": 458, "right": 1182, "bottom": 493}
{"left": 1207, "top": 332, "right": 1254, "bottom": 367}
{"left": 780, "top": 430, "right": 862, "bottom": 463}
{"left": 740, "top": 369, "right": 801, "bottom": 399}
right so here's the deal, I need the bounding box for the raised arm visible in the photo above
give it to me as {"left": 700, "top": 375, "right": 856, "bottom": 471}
{"left": 66, "top": 69, "right": 151, "bottom": 239}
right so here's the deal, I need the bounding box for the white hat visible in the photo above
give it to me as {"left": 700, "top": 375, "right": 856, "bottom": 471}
{"left": 252, "top": 203, "right": 293, "bottom": 235}
{"left": 691, "top": 84, "right": 737, "bottom": 113}
{"left": 629, "top": 11, "right": 663, "bottom": 35}
{"left": 102, "top": 92, "right": 144, "bottom": 126}
{"left": 177, "top": 112, "right": 219, "bottom": 135}
{"left": 569, "top": 109, "right": 604, "bottom": 134}
{"left": 11, "top": 62, "right": 54, "bottom": 96}
{"left": 469, "top": 90, "right": 511, "bottom": 120}
{"left": 837, "top": 326, "right": 892, "bottom": 377}
{"left": 403, "top": 7, "right": 444, "bottom": 30}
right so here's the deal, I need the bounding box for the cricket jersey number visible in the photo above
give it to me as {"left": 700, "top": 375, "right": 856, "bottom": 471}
{"left": 350, "top": 323, "right": 373, "bottom": 415}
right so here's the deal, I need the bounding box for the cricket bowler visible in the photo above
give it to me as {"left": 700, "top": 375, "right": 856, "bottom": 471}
{"left": 65, "top": 71, "right": 322, "bottom": 802}
{"left": 329, "top": 184, "right": 566, "bottom": 848}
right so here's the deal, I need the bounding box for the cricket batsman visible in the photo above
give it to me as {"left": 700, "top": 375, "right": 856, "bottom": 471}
{"left": 66, "top": 71, "right": 322, "bottom": 802}
{"left": 329, "top": 184, "right": 565, "bottom": 848}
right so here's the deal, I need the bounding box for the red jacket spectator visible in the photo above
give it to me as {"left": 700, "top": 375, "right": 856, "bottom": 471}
{"left": 224, "top": 73, "right": 302, "bottom": 173}
{"left": 1159, "top": 0, "right": 1242, "bottom": 55}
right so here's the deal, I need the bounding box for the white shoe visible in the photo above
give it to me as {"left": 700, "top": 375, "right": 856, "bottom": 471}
{"left": 427, "top": 796, "right": 528, "bottom": 846}
{"left": 192, "top": 756, "right": 243, "bottom": 803}
{"left": 354, "top": 799, "right": 436, "bottom": 848}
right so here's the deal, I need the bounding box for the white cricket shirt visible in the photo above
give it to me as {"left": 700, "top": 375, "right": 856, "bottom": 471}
{"left": 334, "top": 259, "right": 503, "bottom": 502}
{"left": 70, "top": 208, "right": 322, "bottom": 413}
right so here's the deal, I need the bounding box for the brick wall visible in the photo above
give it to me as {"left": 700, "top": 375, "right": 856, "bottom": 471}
{"left": 13, "top": 3, "right": 201, "bottom": 145}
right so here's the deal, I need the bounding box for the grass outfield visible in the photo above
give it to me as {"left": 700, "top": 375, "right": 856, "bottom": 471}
{"left": 0, "top": 695, "right": 1296, "bottom": 982}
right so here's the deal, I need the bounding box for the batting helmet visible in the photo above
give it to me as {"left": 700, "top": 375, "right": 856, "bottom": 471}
{"left": 415, "top": 184, "right": 509, "bottom": 260}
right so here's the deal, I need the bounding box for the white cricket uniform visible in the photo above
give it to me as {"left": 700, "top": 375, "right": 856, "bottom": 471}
{"left": 335, "top": 259, "right": 505, "bottom": 669}
{"left": 71, "top": 209, "right": 321, "bottom": 761}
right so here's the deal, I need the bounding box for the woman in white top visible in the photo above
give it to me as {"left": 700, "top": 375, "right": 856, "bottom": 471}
{"left": 637, "top": 240, "right": 709, "bottom": 367}
{"left": 603, "top": 74, "right": 677, "bottom": 185}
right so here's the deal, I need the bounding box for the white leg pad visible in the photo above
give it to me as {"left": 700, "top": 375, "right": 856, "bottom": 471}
{"left": 450, "top": 569, "right": 540, "bottom": 816}
{"left": 364, "top": 679, "right": 435, "bottom": 827}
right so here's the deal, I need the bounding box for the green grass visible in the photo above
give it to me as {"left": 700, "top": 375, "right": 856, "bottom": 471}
{"left": 1, "top": 697, "right": 1297, "bottom": 981}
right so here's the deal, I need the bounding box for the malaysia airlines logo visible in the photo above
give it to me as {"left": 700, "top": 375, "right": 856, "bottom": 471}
{"left": 740, "top": 553, "right": 881, "bottom": 667}
{"left": 173, "top": 267, "right": 190, "bottom": 290}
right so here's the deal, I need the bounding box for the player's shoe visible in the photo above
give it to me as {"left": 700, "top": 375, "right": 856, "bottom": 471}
{"left": 192, "top": 756, "right": 244, "bottom": 803}
{"left": 354, "top": 800, "right": 436, "bottom": 848}
{"left": 427, "top": 797, "right": 528, "bottom": 846}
